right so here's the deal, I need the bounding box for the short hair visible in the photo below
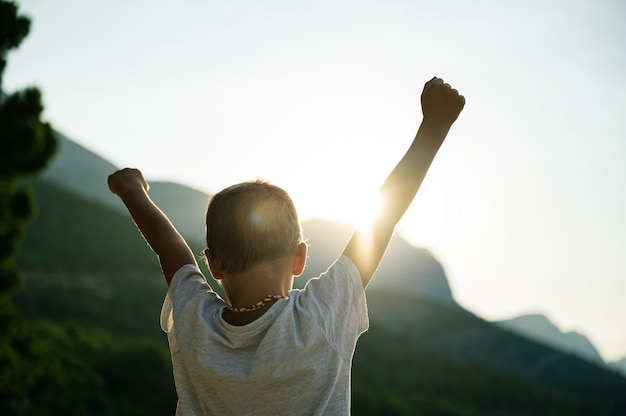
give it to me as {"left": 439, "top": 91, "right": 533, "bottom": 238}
{"left": 205, "top": 180, "right": 304, "bottom": 274}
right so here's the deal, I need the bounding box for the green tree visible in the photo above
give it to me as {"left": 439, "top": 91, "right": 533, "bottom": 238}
{"left": 0, "top": 0, "right": 29, "bottom": 86}
{"left": 0, "top": 1, "right": 58, "bottom": 411}
{"left": 0, "top": 5, "right": 178, "bottom": 414}
{"left": 0, "top": 0, "right": 57, "bottom": 329}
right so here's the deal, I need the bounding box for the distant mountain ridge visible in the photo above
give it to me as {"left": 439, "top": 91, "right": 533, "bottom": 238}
{"left": 495, "top": 313, "right": 626, "bottom": 376}
{"left": 494, "top": 314, "right": 604, "bottom": 364}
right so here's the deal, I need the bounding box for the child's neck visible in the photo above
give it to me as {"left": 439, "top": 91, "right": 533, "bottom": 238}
{"left": 222, "top": 298, "right": 283, "bottom": 326}
{"left": 221, "top": 259, "right": 294, "bottom": 326}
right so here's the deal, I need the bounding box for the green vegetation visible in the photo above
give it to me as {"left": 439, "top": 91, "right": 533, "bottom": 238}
{"left": 4, "top": 179, "right": 181, "bottom": 414}
{"left": 0, "top": 0, "right": 57, "bottom": 324}
{"left": 15, "top": 179, "right": 209, "bottom": 338}
{"left": 18, "top": 179, "right": 161, "bottom": 274}
{"left": 3, "top": 320, "right": 176, "bottom": 415}
{"left": 0, "top": 3, "right": 175, "bottom": 414}
{"left": 353, "top": 323, "right": 595, "bottom": 415}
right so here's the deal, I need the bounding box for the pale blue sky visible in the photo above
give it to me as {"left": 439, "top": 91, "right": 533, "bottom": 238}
{"left": 6, "top": 0, "right": 626, "bottom": 361}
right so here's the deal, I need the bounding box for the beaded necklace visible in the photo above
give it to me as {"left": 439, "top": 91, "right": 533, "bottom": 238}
{"left": 227, "top": 294, "right": 288, "bottom": 313}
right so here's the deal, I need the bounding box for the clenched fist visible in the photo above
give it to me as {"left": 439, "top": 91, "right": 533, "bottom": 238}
{"left": 108, "top": 168, "right": 149, "bottom": 197}
{"left": 421, "top": 77, "right": 465, "bottom": 129}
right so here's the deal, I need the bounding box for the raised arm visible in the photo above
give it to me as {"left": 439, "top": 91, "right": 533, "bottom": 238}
{"left": 342, "top": 77, "right": 465, "bottom": 288}
{"left": 108, "top": 168, "right": 197, "bottom": 285}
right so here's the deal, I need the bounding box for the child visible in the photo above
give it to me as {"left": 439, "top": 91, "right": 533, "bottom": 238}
{"left": 108, "top": 77, "right": 464, "bottom": 415}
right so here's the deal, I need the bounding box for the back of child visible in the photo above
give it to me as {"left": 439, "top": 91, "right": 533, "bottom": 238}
{"left": 108, "top": 76, "right": 464, "bottom": 415}
{"left": 160, "top": 180, "right": 368, "bottom": 414}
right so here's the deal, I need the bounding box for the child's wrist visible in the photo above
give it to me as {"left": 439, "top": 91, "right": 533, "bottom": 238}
{"left": 419, "top": 119, "right": 450, "bottom": 139}
{"left": 117, "top": 184, "right": 148, "bottom": 201}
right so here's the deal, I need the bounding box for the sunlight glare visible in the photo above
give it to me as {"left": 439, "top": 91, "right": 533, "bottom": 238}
{"left": 354, "top": 191, "right": 384, "bottom": 228}
{"left": 292, "top": 184, "right": 385, "bottom": 228}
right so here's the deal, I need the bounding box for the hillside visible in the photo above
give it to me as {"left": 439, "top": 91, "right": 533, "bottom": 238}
{"left": 367, "top": 290, "right": 626, "bottom": 413}
{"left": 14, "top": 178, "right": 626, "bottom": 415}
{"left": 352, "top": 323, "right": 597, "bottom": 415}
{"left": 39, "top": 131, "right": 120, "bottom": 210}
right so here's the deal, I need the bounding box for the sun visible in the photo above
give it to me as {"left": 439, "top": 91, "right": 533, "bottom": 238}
{"left": 291, "top": 183, "right": 384, "bottom": 228}
{"left": 350, "top": 191, "right": 384, "bottom": 228}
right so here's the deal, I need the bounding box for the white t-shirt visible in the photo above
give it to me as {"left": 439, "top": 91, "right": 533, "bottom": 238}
{"left": 160, "top": 255, "right": 369, "bottom": 416}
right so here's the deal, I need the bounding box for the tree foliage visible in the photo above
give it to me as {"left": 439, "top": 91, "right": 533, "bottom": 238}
{"left": 0, "top": 87, "right": 57, "bottom": 176}
{"left": 0, "top": 0, "right": 57, "bottom": 320}
{"left": 0, "top": 0, "right": 30, "bottom": 84}
{"left": 1, "top": 320, "right": 176, "bottom": 416}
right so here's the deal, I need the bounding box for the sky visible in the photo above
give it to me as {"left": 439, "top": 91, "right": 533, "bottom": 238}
{"left": 5, "top": 0, "right": 626, "bottom": 361}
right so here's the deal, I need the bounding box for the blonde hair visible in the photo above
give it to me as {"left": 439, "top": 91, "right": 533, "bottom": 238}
{"left": 205, "top": 180, "right": 303, "bottom": 274}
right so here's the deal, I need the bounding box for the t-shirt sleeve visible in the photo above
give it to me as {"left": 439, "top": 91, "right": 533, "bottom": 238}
{"left": 160, "top": 264, "right": 212, "bottom": 333}
{"left": 298, "top": 255, "right": 369, "bottom": 357}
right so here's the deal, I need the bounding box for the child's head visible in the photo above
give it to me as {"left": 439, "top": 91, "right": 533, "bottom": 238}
{"left": 205, "top": 180, "right": 304, "bottom": 275}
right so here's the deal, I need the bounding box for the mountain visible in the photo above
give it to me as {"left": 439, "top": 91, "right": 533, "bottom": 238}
{"left": 299, "top": 218, "right": 455, "bottom": 304}
{"left": 14, "top": 130, "right": 626, "bottom": 414}
{"left": 494, "top": 314, "right": 605, "bottom": 365}
{"left": 36, "top": 131, "right": 119, "bottom": 211}
{"left": 39, "top": 131, "right": 456, "bottom": 306}
{"left": 38, "top": 131, "right": 210, "bottom": 239}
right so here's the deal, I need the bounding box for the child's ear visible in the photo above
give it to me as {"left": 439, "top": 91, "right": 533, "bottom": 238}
{"left": 205, "top": 249, "right": 224, "bottom": 280}
{"left": 292, "top": 243, "right": 308, "bottom": 277}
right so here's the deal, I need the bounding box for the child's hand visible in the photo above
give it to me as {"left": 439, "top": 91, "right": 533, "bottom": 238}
{"left": 108, "top": 168, "right": 149, "bottom": 197}
{"left": 421, "top": 77, "right": 465, "bottom": 130}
